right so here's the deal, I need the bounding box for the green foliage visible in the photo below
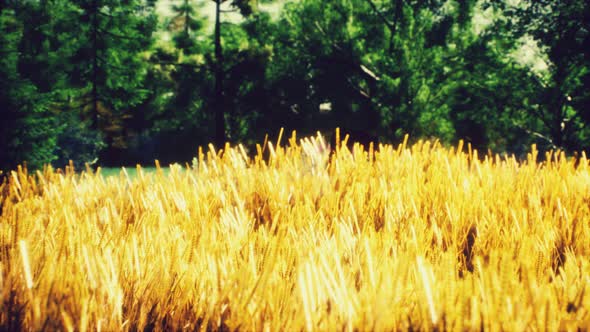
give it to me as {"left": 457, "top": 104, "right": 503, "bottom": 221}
{"left": 54, "top": 112, "right": 106, "bottom": 169}
{"left": 1, "top": 0, "right": 157, "bottom": 168}
{"left": 0, "top": 7, "right": 60, "bottom": 171}
{"left": 59, "top": 0, "right": 157, "bottom": 163}
{"left": 422, "top": 1, "right": 537, "bottom": 153}
{"left": 170, "top": 0, "right": 205, "bottom": 52}
{"left": 1, "top": 0, "right": 589, "bottom": 169}
{"left": 131, "top": 0, "right": 215, "bottom": 164}
{"left": 262, "top": 0, "right": 458, "bottom": 141}
{"left": 487, "top": 0, "right": 590, "bottom": 151}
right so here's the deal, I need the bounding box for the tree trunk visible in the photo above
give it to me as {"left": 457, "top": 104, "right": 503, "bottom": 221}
{"left": 91, "top": 0, "right": 99, "bottom": 131}
{"left": 549, "top": 64, "right": 569, "bottom": 150}
{"left": 214, "top": 0, "right": 226, "bottom": 147}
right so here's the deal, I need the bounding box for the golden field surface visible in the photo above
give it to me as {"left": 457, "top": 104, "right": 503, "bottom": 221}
{"left": 1, "top": 130, "right": 589, "bottom": 331}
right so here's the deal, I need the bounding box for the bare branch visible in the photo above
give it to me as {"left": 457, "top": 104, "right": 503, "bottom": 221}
{"left": 360, "top": 64, "right": 380, "bottom": 81}
{"left": 512, "top": 120, "right": 556, "bottom": 149}
{"left": 347, "top": 77, "right": 372, "bottom": 99}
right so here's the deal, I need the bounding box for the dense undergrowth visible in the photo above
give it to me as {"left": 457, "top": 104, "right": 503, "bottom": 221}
{"left": 1, "top": 130, "right": 589, "bottom": 331}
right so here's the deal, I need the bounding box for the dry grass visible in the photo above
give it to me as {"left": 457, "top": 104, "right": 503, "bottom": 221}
{"left": 1, "top": 129, "right": 590, "bottom": 331}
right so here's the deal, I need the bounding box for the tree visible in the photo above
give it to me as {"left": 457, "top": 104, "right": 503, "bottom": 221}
{"left": 488, "top": 0, "right": 590, "bottom": 151}
{"left": 264, "top": 0, "right": 459, "bottom": 142}
{"left": 140, "top": 0, "right": 213, "bottom": 163}
{"left": 416, "top": 0, "right": 542, "bottom": 154}
{"left": 224, "top": 13, "right": 274, "bottom": 144}
{"left": 61, "top": 0, "right": 157, "bottom": 164}
{"left": 263, "top": 0, "right": 384, "bottom": 140}
{"left": 170, "top": 0, "right": 205, "bottom": 52}
{"left": 263, "top": 0, "right": 554, "bottom": 155}
{"left": 212, "top": 0, "right": 257, "bottom": 147}
{"left": 0, "top": 4, "right": 61, "bottom": 171}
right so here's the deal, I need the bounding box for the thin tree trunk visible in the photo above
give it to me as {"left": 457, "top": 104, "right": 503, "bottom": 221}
{"left": 91, "top": 0, "right": 99, "bottom": 130}
{"left": 184, "top": 0, "right": 189, "bottom": 35}
{"left": 549, "top": 63, "right": 569, "bottom": 149}
{"left": 214, "top": 0, "right": 226, "bottom": 147}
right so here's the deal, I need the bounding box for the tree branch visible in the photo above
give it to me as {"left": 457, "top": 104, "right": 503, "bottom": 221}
{"left": 0, "top": 49, "right": 19, "bottom": 55}
{"left": 528, "top": 105, "right": 554, "bottom": 131}
{"left": 313, "top": 21, "right": 381, "bottom": 82}
{"left": 512, "top": 120, "right": 556, "bottom": 149}
{"left": 97, "top": 9, "right": 134, "bottom": 19}
{"left": 364, "top": 0, "right": 396, "bottom": 34}
{"left": 52, "top": 97, "right": 94, "bottom": 112}
{"left": 96, "top": 55, "right": 134, "bottom": 72}
{"left": 346, "top": 77, "right": 372, "bottom": 99}
{"left": 150, "top": 60, "right": 204, "bottom": 69}
{"left": 98, "top": 27, "right": 143, "bottom": 41}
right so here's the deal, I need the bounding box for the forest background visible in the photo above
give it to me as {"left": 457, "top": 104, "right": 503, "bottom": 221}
{"left": 0, "top": 0, "right": 588, "bottom": 171}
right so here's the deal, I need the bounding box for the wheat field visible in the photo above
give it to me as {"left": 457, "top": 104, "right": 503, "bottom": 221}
{"left": 1, "top": 130, "right": 589, "bottom": 331}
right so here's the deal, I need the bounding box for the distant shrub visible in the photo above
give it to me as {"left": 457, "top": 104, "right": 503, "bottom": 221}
{"left": 54, "top": 112, "right": 106, "bottom": 169}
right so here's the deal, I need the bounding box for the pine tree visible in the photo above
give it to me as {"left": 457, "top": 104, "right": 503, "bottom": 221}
{"left": 168, "top": 0, "right": 208, "bottom": 117}
{"left": 0, "top": 4, "right": 60, "bottom": 171}
{"left": 159, "top": 0, "right": 258, "bottom": 149}
{"left": 62, "top": 0, "right": 157, "bottom": 164}
{"left": 170, "top": 0, "right": 205, "bottom": 52}
{"left": 212, "top": 0, "right": 257, "bottom": 146}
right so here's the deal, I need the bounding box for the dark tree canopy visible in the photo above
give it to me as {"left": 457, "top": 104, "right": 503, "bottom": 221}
{"left": 1, "top": 0, "right": 589, "bottom": 170}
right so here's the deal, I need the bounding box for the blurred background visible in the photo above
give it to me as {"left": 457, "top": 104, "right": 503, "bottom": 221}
{"left": 0, "top": 0, "right": 588, "bottom": 170}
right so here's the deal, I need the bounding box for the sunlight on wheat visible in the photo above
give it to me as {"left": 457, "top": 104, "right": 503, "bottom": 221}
{"left": 1, "top": 129, "right": 590, "bottom": 330}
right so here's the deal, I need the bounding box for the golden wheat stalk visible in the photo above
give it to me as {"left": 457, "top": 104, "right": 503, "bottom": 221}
{"left": 0, "top": 130, "right": 589, "bottom": 331}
